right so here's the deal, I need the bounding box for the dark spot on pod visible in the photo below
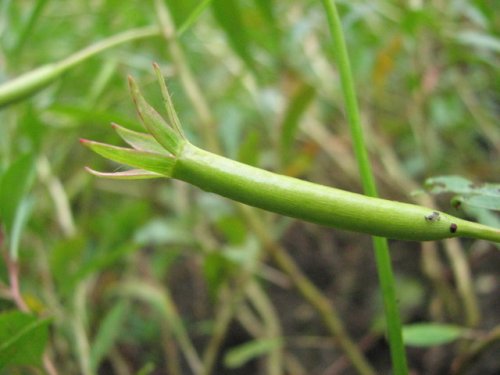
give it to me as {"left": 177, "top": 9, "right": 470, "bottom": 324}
{"left": 450, "top": 223, "right": 458, "bottom": 233}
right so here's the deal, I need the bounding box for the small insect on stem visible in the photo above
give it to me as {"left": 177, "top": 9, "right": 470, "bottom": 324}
{"left": 425, "top": 211, "right": 441, "bottom": 223}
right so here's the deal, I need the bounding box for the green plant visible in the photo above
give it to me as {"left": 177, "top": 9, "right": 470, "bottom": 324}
{"left": 2, "top": 1, "right": 499, "bottom": 374}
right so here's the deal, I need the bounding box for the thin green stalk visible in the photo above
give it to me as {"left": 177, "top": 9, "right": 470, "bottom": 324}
{"left": 320, "top": 1, "right": 408, "bottom": 374}
{"left": 0, "top": 26, "right": 160, "bottom": 108}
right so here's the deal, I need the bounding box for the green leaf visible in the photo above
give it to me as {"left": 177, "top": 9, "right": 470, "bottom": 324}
{"left": 0, "top": 154, "right": 35, "bottom": 259}
{"left": 0, "top": 311, "right": 50, "bottom": 369}
{"left": 402, "top": 323, "right": 466, "bottom": 347}
{"left": 9, "top": 196, "right": 34, "bottom": 259}
{"left": 224, "top": 338, "right": 283, "bottom": 369}
{"left": 252, "top": 0, "right": 280, "bottom": 54}
{"left": 280, "top": 82, "right": 315, "bottom": 163}
{"left": 49, "top": 235, "right": 87, "bottom": 296}
{"left": 203, "top": 252, "right": 232, "bottom": 298}
{"left": 425, "top": 175, "right": 473, "bottom": 194}
{"left": 81, "top": 139, "right": 175, "bottom": 176}
{"left": 0, "top": 153, "right": 35, "bottom": 233}
{"left": 90, "top": 301, "right": 129, "bottom": 372}
{"left": 254, "top": 0, "right": 276, "bottom": 28}
{"left": 465, "top": 192, "right": 500, "bottom": 211}
{"left": 237, "top": 130, "right": 260, "bottom": 167}
{"left": 216, "top": 215, "right": 247, "bottom": 245}
{"left": 425, "top": 176, "right": 500, "bottom": 212}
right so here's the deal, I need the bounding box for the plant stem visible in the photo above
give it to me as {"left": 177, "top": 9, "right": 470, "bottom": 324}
{"left": 320, "top": 1, "right": 409, "bottom": 374}
{"left": 0, "top": 26, "right": 160, "bottom": 107}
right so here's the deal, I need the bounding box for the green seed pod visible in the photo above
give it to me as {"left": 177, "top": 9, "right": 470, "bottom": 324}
{"left": 172, "top": 143, "right": 499, "bottom": 242}
{"left": 83, "top": 71, "right": 500, "bottom": 244}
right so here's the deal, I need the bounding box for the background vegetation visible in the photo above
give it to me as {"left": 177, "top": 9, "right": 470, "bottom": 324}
{"left": 0, "top": 0, "right": 499, "bottom": 374}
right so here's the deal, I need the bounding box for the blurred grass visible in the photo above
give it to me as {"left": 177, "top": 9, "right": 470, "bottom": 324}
{"left": 0, "top": 1, "right": 499, "bottom": 374}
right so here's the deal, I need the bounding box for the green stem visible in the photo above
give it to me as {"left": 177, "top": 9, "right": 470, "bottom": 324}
{"left": 0, "top": 26, "right": 160, "bottom": 107}
{"left": 320, "top": 1, "right": 409, "bottom": 374}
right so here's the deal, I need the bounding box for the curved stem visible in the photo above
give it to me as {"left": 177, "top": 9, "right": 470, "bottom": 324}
{"left": 0, "top": 26, "right": 160, "bottom": 107}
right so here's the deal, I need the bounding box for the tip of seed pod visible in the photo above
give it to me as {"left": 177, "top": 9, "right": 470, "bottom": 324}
{"left": 79, "top": 138, "right": 89, "bottom": 144}
{"left": 110, "top": 122, "right": 118, "bottom": 129}
{"left": 152, "top": 62, "right": 160, "bottom": 69}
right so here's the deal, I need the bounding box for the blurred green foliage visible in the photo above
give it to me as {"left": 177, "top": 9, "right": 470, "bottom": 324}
{"left": 0, "top": 0, "right": 498, "bottom": 374}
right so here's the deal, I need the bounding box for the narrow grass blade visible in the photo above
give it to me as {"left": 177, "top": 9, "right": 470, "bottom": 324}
{"left": 280, "top": 82, "right": 315, "bottom": 163}
{"left": 90, "top": 301, "right": 129, "bottom": 371}
{"left": 321, "top": 1, "right": 407, "bottom": 374}
{"left": 80, "top": 139, "right": 174, "bottom": 176}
